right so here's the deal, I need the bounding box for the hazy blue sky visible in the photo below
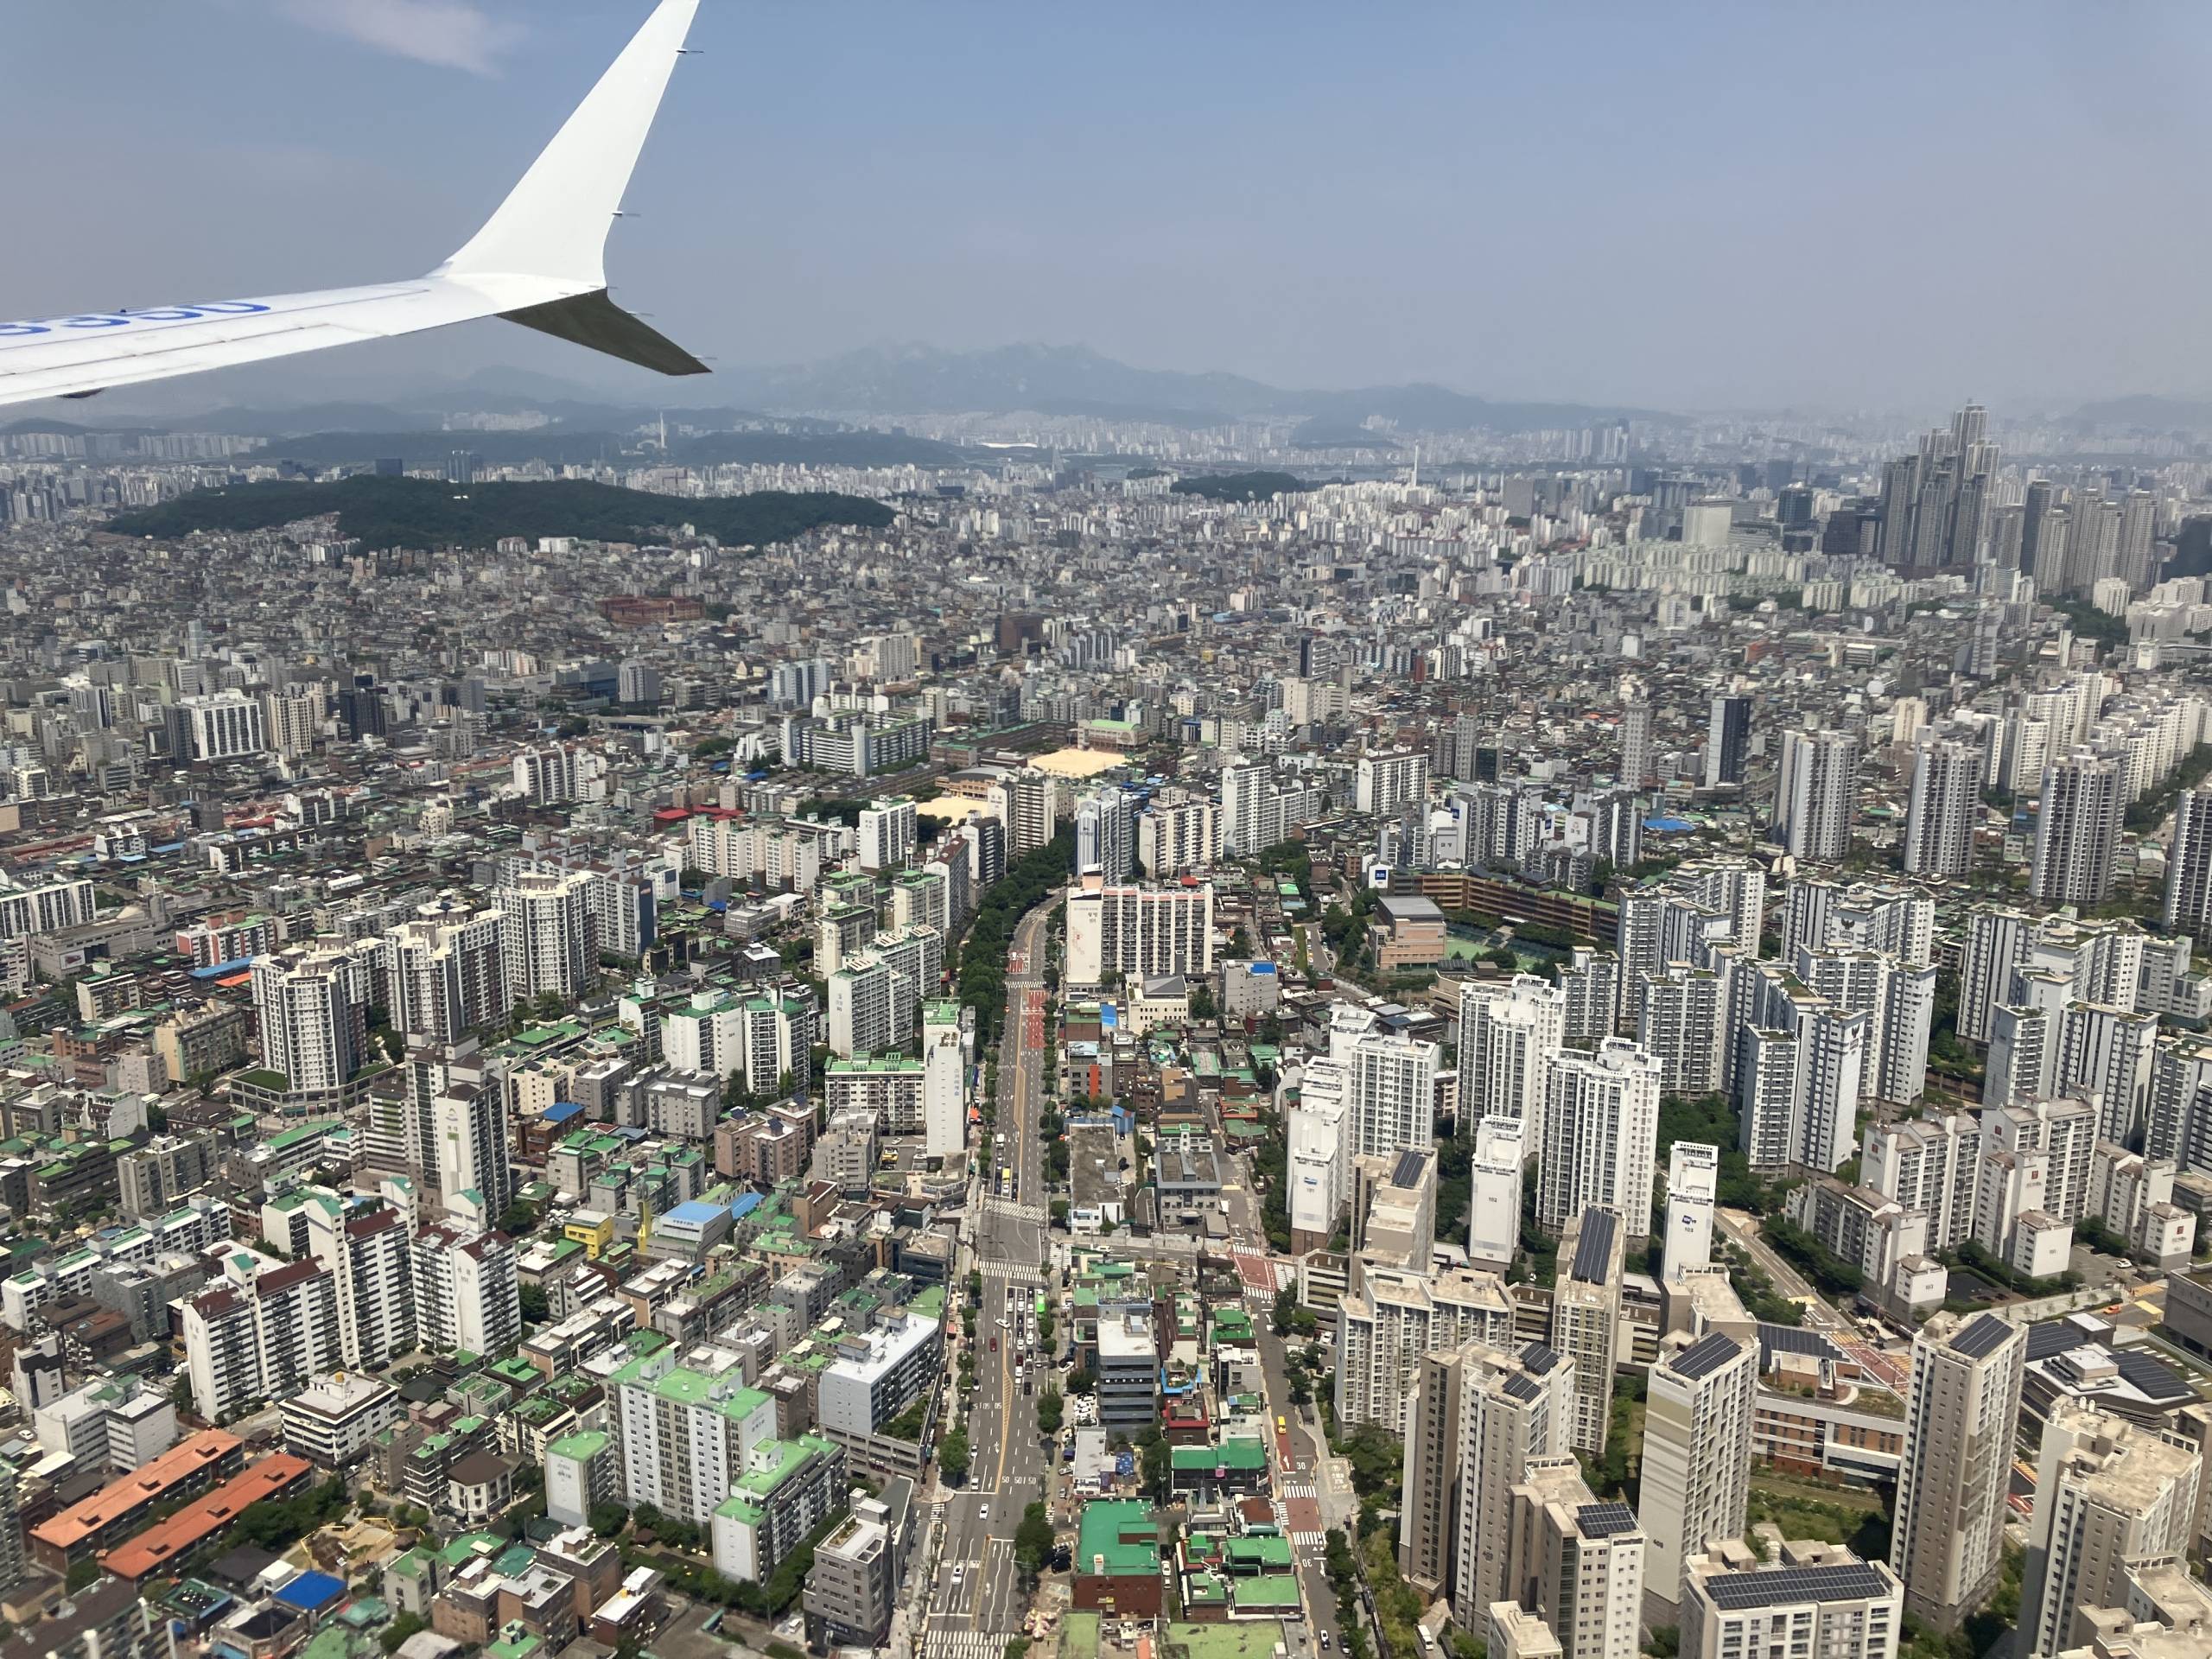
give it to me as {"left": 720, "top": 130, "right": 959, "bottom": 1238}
{"left": 7, "top": 1, "right": 2211, "bottom": 413}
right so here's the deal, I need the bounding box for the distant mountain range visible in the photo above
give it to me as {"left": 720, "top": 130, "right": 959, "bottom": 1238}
{"left": 13, "top": 346, "right": 1680, "bottom": 436}
{"left": 712, "top": 344, "right": 1679, "bottom": 432}
{"left": 2064, "top": 395, "right": 2212, "bottom": 433}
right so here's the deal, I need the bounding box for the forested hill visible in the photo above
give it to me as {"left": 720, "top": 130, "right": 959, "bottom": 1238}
{"left": 105, "top": 475, "right": 894, "bottom": 550}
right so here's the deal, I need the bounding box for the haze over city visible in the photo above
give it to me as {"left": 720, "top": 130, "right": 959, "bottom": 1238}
{"left": 6, "top": 10, "right": 2212, "bottom": 1659}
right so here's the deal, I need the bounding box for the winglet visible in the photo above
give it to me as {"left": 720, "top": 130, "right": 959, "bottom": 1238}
{"left": 438, "top": 0, "right": 701, "bottom": 289}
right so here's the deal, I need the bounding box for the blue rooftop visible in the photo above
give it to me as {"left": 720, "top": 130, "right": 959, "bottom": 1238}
{"left": 190, "top": 957, "right": 253, "bottom": 980}
{"left": 728, "top": 1192, "right": 763, "bottom": 1221}
{"left": 544, "top": 1102, "right": 584, "bottom": 1124}
{"left": 663, "top": 1199, "right": 727, "bottom": 1225}
{"left": 274, "top": 1571, "right": 345, "bottom": 1611}
{"left": 1643, "top": 816, "right": 1694, "bottom": 832}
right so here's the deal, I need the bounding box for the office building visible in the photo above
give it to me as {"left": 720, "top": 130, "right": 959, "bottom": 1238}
{"left": 1705, "top": 696, "right": 1751, "bottom": 788}
{"left": 1889, "top": 1313, "right": 2027, "bottom": 1630}
{"left": 179, "top": 690, "right": 265, "bottom": 761}
{"left": 1641, "top": 1332, "right": 1757, "bottom": 1604}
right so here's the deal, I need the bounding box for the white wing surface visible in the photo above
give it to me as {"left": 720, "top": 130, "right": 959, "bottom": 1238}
{"left": 0, "top": 0, "right": 705, "bottom": 411}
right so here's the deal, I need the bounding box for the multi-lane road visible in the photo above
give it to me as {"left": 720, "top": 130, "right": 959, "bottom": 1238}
{"left": 920, "top": 901, "right": 1056, "bottom": 1659}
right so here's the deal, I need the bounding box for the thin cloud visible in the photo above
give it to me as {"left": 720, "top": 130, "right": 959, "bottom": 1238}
{"left": 274, "top": 0, "right": 523, "bottom": 74}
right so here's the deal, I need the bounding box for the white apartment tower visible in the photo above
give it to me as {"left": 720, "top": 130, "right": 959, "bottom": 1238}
{"left": 1774, "top": 729, "right": 1859, "bottom": 861}
{"left": 385, "top": 906, "right": 505, "bottom": 1046}
{"left": 2163, "top": 787, "right": 2212, "bottom": 936}
{"left": 499, "top": 868, "right": 597, "bottom": 1005}
{"left": 251, "top": 948, "right": 363, "bottom": 1093}
{"left": 2021, "top": 1402, "right": 2202, "bottom": 1659}
{"left": 1348, "top": 1029, "right": 1442, "bottom": 1160}
{"left": 2031, "top": 752, "right": 2126, "bottom": 905}
{"left": 1356, "top": 751, "right": 1430, "bottom": 817}
{"left": 1538, "top": 1039, "right": 1662, "bottom": 1236}
{"left": 1503, "top": 1458, "right": 1646, "bottom": 1659}
{"left": 1459, "top": 975, "right": 1566, "bottom": 1146}
{"left": 1903, "top": 734, "right": 1984, "bottom": 877}
{"left": 1640, "top": 1331, "right": 1758, "bottom": 1605}
{"left": 1889, "top": 1313, "right": 2027, "bottom": 1632}
{"left": 1064, "top": 875, "right": 1214, "bottom": 990}
{"left": 1398, "top": 1339, "right": 1576, "bottom": 1613}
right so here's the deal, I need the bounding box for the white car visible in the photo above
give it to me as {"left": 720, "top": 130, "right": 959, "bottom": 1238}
{"left": 951, "top": 1565, "right": 966, "bottom": 1584}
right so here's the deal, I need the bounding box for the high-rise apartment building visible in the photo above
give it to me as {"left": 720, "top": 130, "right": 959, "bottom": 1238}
{"left": 1135, "top": 789, "right": 1218, "bottom": 876}
{"left": 1398, "top": 1340, "right": 1575, "bottom": 1612}
{"left": 1220, "top": 761, "right": 1320, "bottom": 857}
{"left": 1662, "top": 1141, "right": 1719, "bottom": 1283}
{"left": 1903, "top": 734, "right": 1983, "bottom": 877}
{"left": 251, "top": 948, "right": 364, "bottom": 1093}
{"left": 1356, "top": 751, "right": 1430, "bottom": 817}
{"left": 856, "top": 797, "right": 918, "bottom": 874}
{"left": 1641, "top": 1332, "right": 1757, "bottom": 1605}
{"left": 1064, "top": 876, "right": 1214, "bottom": 991}
{"left": 1889, "top": 1313, "right": 2027, "bottom": 1630}
{"left": 1774, "top": 729, "right": 1858, "bottom": 861}
{"left": 304, "top": 1197, "right": 415, "bottom": 1371}
{"left": 2163, "top": 788, "right": 2212, "bottom": 936}
{"left": 2021, "top": 1402, "right": 2202, "bottom": 1659}
{"left": 1459, "top": 976, "right": 1564, "bottom": 1147}
{"left": 1346, "top": 1030, "right": 1441, "bottom": 1160}
{"left": 1333, "top": 1262, "right": 1516, "bottom": 1435}
{"left": 385, "top": 904, "right": 505, "bottom": 1046}
{"left": 2031, "top": 753, "right": 2126, "bottom": 905}
{"left": 1073, "top": 788, "right": 1135, "bottom": 881}
{"left": 1503, "top": 1458, "right": 1646, "bottom": 1659}
{"left": 499, "top": 868, "right": 596, "bottom": 1004}
{"left": 1538, "top": 1039, "right": 1662, "bottom": 1236}
{"left": 1550, "top": 1208, "right": 1625, "bottom": 1455}
{"left": 432, "top": 1080, "right": 513, "bottom": 1221}
{"left": 413, "top": 1224, "right": 519, "bottom": 1358}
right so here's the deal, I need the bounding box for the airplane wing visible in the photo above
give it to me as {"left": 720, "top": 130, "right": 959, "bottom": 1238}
{"left": 0, "top": 0, "right": 705, "bottom": 411}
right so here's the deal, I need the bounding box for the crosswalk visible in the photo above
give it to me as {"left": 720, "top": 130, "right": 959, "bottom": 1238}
{"left": 925, "top": 1632, "right": 1020, "bottom": 1659}
{"left": 978, "top": 1198, "right": 1048, "bottom": 1224}
{"left": 1280, "top": 1482, "right": 1318, "bottom": 1500}
{"left": 986, "top": 1262, "right": 1048, "bottom": 1287}
{"left": 1292, "top": 1529, "right": 1325, "bottom": 1548}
